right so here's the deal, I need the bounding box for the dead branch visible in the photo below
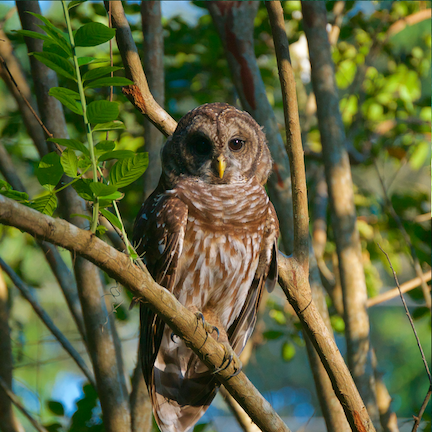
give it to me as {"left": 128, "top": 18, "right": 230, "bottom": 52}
{"left": 368, "top": 271, "right": 431, "bottom": 307}
{"left": 0, "top": 257, "right": 96, "bottom": 388}
{"left": 105, "top": 1, "right": 176, "bottom": 137}
{"left": 412, "top": 385, "right": 431, "bottom": 432}
{"left": 0, "top": 195, "right": 292, "bottom": 432}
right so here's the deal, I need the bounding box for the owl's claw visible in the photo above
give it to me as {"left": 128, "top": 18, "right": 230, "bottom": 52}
{"left": 170, "top": 332, "right": 178, "bottom": 343}
{"left": 195, "top": 312, "right": 220, "bottom": 340}
{"left": 212, "top": 344, "right": 242, "bottom": 378}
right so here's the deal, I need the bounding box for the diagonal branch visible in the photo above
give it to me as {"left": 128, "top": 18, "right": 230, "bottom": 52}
{"left": 0, "top": 195, "right": 291, "bottom": 432}
{"left": 0, "top": 257, "right": 96, "bottom": 388}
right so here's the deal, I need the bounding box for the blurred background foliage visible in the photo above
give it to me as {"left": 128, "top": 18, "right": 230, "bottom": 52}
{"left": 0, "top": 1, "right": 430, "bottom": 431}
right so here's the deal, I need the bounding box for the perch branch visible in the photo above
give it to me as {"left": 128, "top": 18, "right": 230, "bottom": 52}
{"left": 0, "top": 195, "right": 291, "bottom": 432}
{"left": 412, "top": 385, "right": 431, "bottom": 432}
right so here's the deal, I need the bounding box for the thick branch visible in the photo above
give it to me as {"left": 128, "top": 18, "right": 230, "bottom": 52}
{"left": 0, "top": 196, "right": 291, "bottom": 432}
{"left": 105, "top": 1, "right": 176, "bottom": 137}
{"left": 0, "top": 258, "right": 96, "bottom": 388}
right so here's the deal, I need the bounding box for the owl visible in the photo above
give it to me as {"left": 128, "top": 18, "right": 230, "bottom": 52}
{"left": 133, "top": 103, "right": 279, "bottom": 432}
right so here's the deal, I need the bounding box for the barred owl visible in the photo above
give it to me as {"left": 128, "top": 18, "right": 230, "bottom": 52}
{"left": 133, "top": 103, "right": 279, "bottom": 432}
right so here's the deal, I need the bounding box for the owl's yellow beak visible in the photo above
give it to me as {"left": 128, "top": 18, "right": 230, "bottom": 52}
{"left": 217, "top": 155, "right": 226, "bottom": 179}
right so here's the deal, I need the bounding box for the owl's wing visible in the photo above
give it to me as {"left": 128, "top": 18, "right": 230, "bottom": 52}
{"left": 133, "top": 186, "right": 188, "bottom": 387}
{"left": 227, "top": 207, "right": 279, "bottom": 355}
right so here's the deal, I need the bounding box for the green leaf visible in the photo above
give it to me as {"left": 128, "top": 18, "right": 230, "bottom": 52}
{"left": 109, "top": 153, "right": 148, "bottom": 188}
{"left": 0, "top": 190, "right": 29, "bottom": 201}
{"left": 47, "top": 138, "right": 89, "bottom": 156}
{"left": 95, "top": 140, "right": 116, "bottom": 152}
{"left": 36, "top": 152, "right": 64, "bottom": 191}
{"left": 96, "top": 225, "right": 108, "bottom": 235}
{"left": 33, "top": 52, "right": 76, "bottom": 81}
{"left": 38, "top": 25, "right": 72, "bottom": 57}
{"left": 47, "top": 400, "right": 65, "bottom": 417}
{"left": 100, "top": 208, "right": 122, "bottom": 230}
{"left": 281, "top": 342, "right": 296, "bottom": 362}
{"left": 87, "top": 101, "right": 119, "bottom": 124}
{"left": 98, "top": 150, "right": 135, "bottom": 162}
{"left": 82, "top": 66, "right": 123, "bottom": 82}
{"left": 78, "top": 56, "right": 100, "bottom": 67}
{"left": 89, "top": 182, "right": 118, "bottom": 198}
{"left": 43, "top": 40, "right": 70, "bottom": 59}
{"left": 49, "top": 87, "right": 82, "bottom": 115}
{"left": 49, "top": 87, "right": 80, "bottom": 100}
{"left": 61, "top": 149, "right": 78, "bottom": 178}
{"left": 15, "top": 29, "right": 51, "bottom": 42}
{"left": 75, "top": 23, "right": 116, "bottom": 47}
{"left": 98, "top": 192, "right": 123, "bottom": 207}
{"left": 92, "top": 121, "right": 125, "bottom": 132}
{"left": 70, "top": 213, "right": 92, "bottom": 222}
{"left": 85, "top": 77, "right": 133, "bottom": 89}
{"left": 31, "top": 193, "right": 58, "bottom": 216}
{"left": 72, "top": 179, "right": 93, "bottom": 201}
{"left": 263, "top": 330, "right": 284, "bottom": 340}
{"left": 68, "top": 0, "right": 86, "bottom": 9}
{"left": 0, "top": 179, "right": 11, "bottom": 191}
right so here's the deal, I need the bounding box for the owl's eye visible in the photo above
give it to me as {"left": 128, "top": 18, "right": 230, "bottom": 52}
{"left": 188, "top": 135, "right": 212, "bottom": 157}
{"left": 228, "top": 138, "right": 245, "bottom": 152}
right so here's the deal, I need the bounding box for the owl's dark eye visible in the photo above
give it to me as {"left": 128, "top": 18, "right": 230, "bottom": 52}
{"left": 188, "top": 135, "right": 212, "bottom": 157}
{"left": 228, "top": 138, "right": 245, "bottom": 152}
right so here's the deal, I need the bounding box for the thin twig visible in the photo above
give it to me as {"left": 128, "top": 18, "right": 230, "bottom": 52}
{"left": 412, "top": 385, "right": 431, "bottom": 432}
{"left": 0, "top": 257, "right": 96, "bottom": 388}
{"left": 368, "top": 271, "right": 431, "bottom": 307}
{"left": 0, "top": 55, "right": 53, "bottom": 140}
{"left": 377, "top": 243, "right": 432, "bottom": 384}
{"left": 0, "top": 376, "right": 49, "bottom": 432}
{"left": 374, "top": 161, "right": 431, "bottom": 308}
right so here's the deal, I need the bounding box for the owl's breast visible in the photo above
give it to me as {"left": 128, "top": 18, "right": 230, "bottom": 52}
{"left": 171, "top": 178, "right": 270, "bottom": 329}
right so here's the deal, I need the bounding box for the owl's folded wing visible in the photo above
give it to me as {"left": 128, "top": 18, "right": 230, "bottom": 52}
{"left": 133, "top": 187, "right": 188, "bottom": 387}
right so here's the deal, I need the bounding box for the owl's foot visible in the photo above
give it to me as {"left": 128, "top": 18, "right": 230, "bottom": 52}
{"left": 212, "top": 343, "right": 242, "bottom": 378}
{"left": 195, "top": 312, "right": 220, "bottom": 340}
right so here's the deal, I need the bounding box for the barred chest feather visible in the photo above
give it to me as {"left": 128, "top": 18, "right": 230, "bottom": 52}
{"left": 168, "top": 177, "right": 270, "bottom": 329}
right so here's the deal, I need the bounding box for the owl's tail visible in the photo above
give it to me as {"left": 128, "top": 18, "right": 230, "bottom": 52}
{"left": 150, "top": 329, "right": 219, "bottom": 432}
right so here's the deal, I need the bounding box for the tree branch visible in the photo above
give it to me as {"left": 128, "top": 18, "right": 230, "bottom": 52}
{"left": 105, "top": 1, "right": 176, "bottom": 137}
{"left": 0, "top": 195, "right": 291, "bottom": 432}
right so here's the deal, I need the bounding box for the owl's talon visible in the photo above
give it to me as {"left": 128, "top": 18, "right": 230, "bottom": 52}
{"left": 195, "top": 312, "right": 220, "bottom": 339}
{"left": 170, "top": 332, "right": 178, "bottom": 343}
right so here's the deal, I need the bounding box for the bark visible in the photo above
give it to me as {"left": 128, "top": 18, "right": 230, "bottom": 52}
{"left": 141, "top": 1, "right": 165, "bottom": 200}
{"left": 207, "top": 1, "right": 294, "bottom": 254}
{"left": 130, "top": 354, "right": 152, "bottom": 432}
{"left": 0, "top": 195, "right": 292, "bottom": 432}
{"left": 17, "top": 3, "right": 131, "bottom": 431}
{"left": 0, "top": 272, "right": 24, "bottom": 432}
{"left": 306, "top": 254, "right": 350, "bottom": 432}
{"left": 105, "top": 1, "right": 177, "bottom": 137}
{"left": 301, "top": 1, "right": 378, "bottom": 421}
{"left": 0, "top": 29, "right": 48, "bottom": 156}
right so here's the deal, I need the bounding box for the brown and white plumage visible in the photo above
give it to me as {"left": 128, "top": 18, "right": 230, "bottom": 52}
{"left": 133, "top": 103, "right": 279, "bottom": 432}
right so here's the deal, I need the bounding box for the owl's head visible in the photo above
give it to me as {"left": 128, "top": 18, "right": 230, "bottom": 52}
{"left": 161, "top": 103, "right": 273, "bottom": 187}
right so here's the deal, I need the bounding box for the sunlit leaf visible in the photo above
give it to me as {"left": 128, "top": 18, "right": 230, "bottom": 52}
{"left": 85, "top": 77, "right": 133, "bottom": 89}
{"left": 95, "top": 140, "right": 116, "bottom": 153}
{"left": 33, "top": 52, "right": 76, "bottom": 81}
{"left": 281, "top": 342, "right": 296, "bottom": 362}
{"left": 75, "top": 22, "right": 116, "bottom": 47}
{"left": 49, "top": 87, "right": 82, "bottom": 115}
{"left": 82, "top": 66, "right": 123, "bottom": 82}
{"left": 30, "top": 193, "right": 58, "bottom": 216}
{"left": 89, "top": 182, "right": 118, "bottom": 198}
{"left": 47, "top": 138, "right": 89, "bottom": 156}
{"left": 100, "top": 208, "right": 122, "bottom": 230}
{"left": 87, "top": 101, "right": 119, "bottom": 124}
{"left": 36, "top": 152, "right": 64, "bottom": 191}
{"left": 15, "top": 29, "right": 51, "bottom": 42}
{"left": 61, "top": 149, "right": 78, "bottom": 178}
{"left": 92, "top": 121, "right": 125, "bottom": 132}
{"left": 98, "top": 150, "right": 135, "bottom": 162}
{"left": 109, "top": 153, "right": 149, "bottom": 188}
